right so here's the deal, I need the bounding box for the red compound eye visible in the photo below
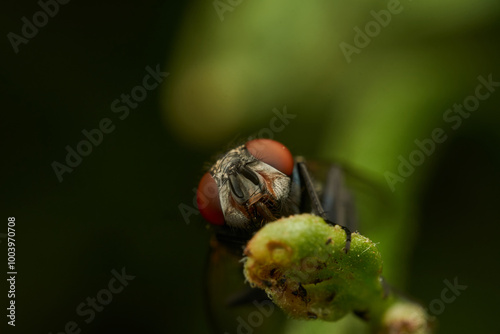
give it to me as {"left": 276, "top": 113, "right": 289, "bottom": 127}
{"left": 197, "top": 172, "right": 225, "bottom": 225}
{"left": 246, "top": 139, "right": 294, "bottom": 176}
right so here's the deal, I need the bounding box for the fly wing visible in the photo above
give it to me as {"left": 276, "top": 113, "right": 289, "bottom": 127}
{"left": 301, "top": 160, "right": 394, "bottom": 233}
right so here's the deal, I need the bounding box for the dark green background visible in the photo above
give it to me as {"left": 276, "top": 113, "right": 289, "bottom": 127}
{"left": 1, "top": 1, "right": 499, "bottom": 333}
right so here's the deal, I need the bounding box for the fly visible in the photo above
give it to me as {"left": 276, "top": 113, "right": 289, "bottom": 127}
{"left": 197, "top": 138, "right": 354, "bottom": 251}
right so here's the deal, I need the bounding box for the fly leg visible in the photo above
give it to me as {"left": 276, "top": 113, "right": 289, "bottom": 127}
{"left": 322, "top": 164, "right": 357, "bottom": 232}
{"left": 297, "top": 162, "right": 352, "bottom": 252}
